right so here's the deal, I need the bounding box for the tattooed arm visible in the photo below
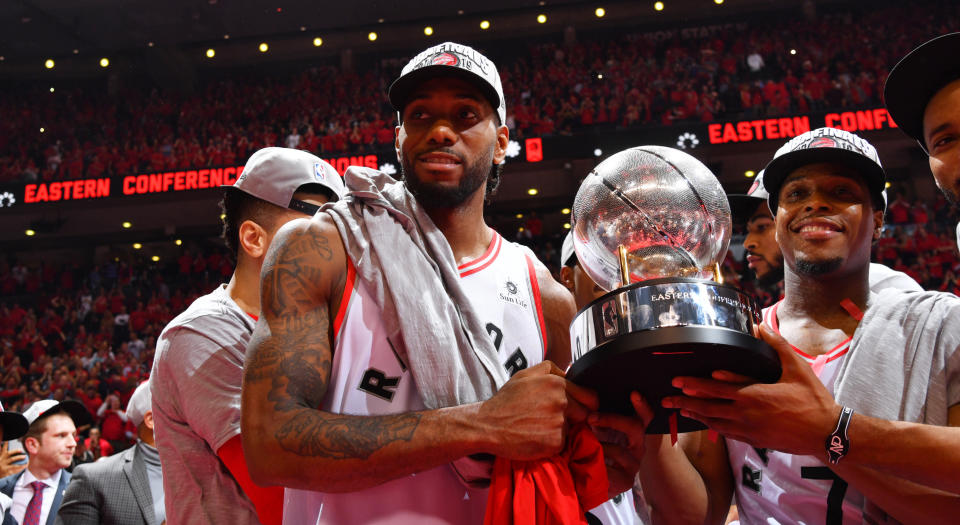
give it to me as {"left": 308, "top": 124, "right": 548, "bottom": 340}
{"left": 241, "top": 215, "right": 597, "bottom": 492}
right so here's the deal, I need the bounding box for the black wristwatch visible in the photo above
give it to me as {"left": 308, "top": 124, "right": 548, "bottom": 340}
{"left": 825, "top": 406, "right": 854, "bottom": 464}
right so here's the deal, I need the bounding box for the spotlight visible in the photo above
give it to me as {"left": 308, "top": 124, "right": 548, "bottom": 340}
{"left": 527, "top": 188, "right": 539, "bottom": 196}
{"left": 516, "top": 213, "right": 524, "bottom": 219}
{"left": 885, "top": 182, "right": 892, "bottom": 189}
{"left": 122, "top": 221, "right": 132, "bottom": 229}
{"left": 49, "top": 87, "right": 55, "bottom": 93}
{"left": 564, "top": 223, "right": 571, "bottom": 229}
{"left": 44, "top": 59, "right": 55, "bottom": 69}
{"left": 368, "top": 32, "right": 378, "bottom": 41}
{"left": 562, "top": 208, "right": 571, "bottom": 215}
{"left": 654, "top": 2, "right": 664, "bottom": 11}
{"left": 595, "top": 7, "right": 606, "bottom": 17}
{"left": 537, "top": 14, "right": 547, "bottom": 24}
{"left": 206, "top": 48, "right": 215, "bottom": 58}
{"left": 133, "top": 243, "right": 142, "bottom": 250}
{"left": 715, "top": 0, "right": 723, "bottom": 4}
{"left": 175, "top": 239, "right": 182, "bottom": 246}
{"left": 480, "top": 20, "right": 490, "bottom": 30}
{"left": 40, "top": 128, "right": 45, "bottom": 133}
{"left": 259, "top": 43, "right": 268, "bottom": 52}
{"left": 593, "top": 148, "right": 602, "bottom": 157}
{"left": 424, "top": 26, "right": 433, "bottom": 36}
{"left": 151, "top": 255, "right": 160, "bottom": 262}
{"left": 745, "top": 170, "right": 756, "bottom": 178}
{"left": 313, "top": 37, "right": 323, "bottom": 47}
{"left": 790, "top": 49, "right": 797, "bottom": 55}
{"left": 25, "top": 229, "right": 36, "bottom": 236}
{"left": 99, "top": 57, "right": 109, "bottom": 67}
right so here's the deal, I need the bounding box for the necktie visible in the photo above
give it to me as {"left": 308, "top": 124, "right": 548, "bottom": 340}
{"left": 22, "top": 481, "right": 46, "bottom": 525}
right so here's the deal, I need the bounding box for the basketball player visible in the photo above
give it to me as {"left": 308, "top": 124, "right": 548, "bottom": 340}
{"left": 150, "top": 148, "right": 344, "bottom": 525}
{"left": 728, "top": 171, "right": 921, "bottom": 293}
{"left": 885, "top": 32, "right": 960, "bottom": 209}
{"left": 241, "top": 42, "right": 604, "bottom": 524}
{"left": 885, "top": 32, "right": 960, "bottom": 250}
{"left": 635, "top": 128, "right": 960, "bottom": 524}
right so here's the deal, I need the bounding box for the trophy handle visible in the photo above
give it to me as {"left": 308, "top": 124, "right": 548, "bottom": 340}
{"left": 618, "top": 245, "right": 631, "bottom": 287}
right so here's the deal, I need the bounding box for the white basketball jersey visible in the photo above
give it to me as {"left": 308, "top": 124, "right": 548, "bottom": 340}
{"left": 727, "top": 302, "right": 864, "bottom": 525}
{"left": 283, "top": 231, "right": 549, "bottom": 525}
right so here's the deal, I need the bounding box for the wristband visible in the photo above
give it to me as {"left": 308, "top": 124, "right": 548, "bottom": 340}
{"left": 825, "top": 406, "right": 854, "bottom": 464}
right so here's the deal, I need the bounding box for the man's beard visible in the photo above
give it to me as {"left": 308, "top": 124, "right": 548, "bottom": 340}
{"left": 756, "top": 261, "right": 785, "bottom": 286}
{"left": 795, "top": 257, "right": 843, "bottom": 276}
{"left": 939, "top": 184, "right": 960, "bottom": 208}
{"left": 400, "top": 146, "right": 493, "bottom": 208}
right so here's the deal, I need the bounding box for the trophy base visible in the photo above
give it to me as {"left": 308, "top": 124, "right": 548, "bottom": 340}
{"left": 567, "top": 325, "right": 781, "bottom": 434}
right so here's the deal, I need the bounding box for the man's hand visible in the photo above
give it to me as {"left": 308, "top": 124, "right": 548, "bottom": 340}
{"left": 588, "top": 392, "right": 655, "bottom": 496}
{"left": 478, "top": 361, "right": 598, "bottom": 460}
{"left": 662, "top": 325, "right": 840, "bottom": 456}
{"left": 0, "top": 441, "right": 27, "bottom": 478}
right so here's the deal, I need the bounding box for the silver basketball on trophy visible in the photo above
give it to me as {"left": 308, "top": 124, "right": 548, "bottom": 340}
{"left": 568, "top": 146, "right": 781, "bottom": 434}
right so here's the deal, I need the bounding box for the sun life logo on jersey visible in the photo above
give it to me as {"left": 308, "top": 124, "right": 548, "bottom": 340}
{"left": 499, "top": 279, "right": 527, "bottom": 307}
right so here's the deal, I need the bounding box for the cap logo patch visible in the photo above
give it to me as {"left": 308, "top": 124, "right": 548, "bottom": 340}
{"left": 432, "top": 52, "right": 459, "bottom": 66}
{"left": 314, "top": 162, "right": 326, "bottom": 181}
{"left": 748, "top": 179, "right": 761, "bottom": 194}
{"left": 809, "top": 137, "right": 837, "bottom": 149}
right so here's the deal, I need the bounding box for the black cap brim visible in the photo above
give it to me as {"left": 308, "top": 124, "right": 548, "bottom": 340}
{"left": 0, "top": 412, "right": 29, "bottom": 441}
{"left": 728, "top": 194, "right": 769, "bottom": 224}
{"left": 38, "top": 400, "right": 93, "bottom": 428}
{"left": 884, "top": 32, "right": 960, "bottom": 146}
{"left": 388, "top": 65, "right": 501, "bottom": 121}
{"left": 763, "top": 148, "right": 886, "bottom": 212}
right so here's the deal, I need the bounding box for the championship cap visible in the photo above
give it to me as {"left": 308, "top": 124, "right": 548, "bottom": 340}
{"left": 125, "top": 381, "right": 152, "bottom": 428}
{"left": 561, "top": 232, "right": 577, "bottom": 267}
{"left": 389, "top": 42, "right": 507, "bottom": 125}
{"left": 225, "top": 147, "right": 346, "bottom": 214}
{"left": 763, "top": 128, "right": 887, "bottom": 212}
{"left": 0, "top": 402, "right": 28, "bottom": 441}
{"left": 22, "top": 399, "right": 92, "bottom": 428}
{"left": 884, "top": 32, "right": 960, "bottom": 150}
{"left": 727, "top": 170, "right": 770, "bottom": 224}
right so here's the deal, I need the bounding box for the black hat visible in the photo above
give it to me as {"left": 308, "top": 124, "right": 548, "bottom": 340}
{"left": 0, "top": 407, "right": 28, "bottom": 441}
{"left": 389, "top": 42, "right": 506, "bottom": 125}
{"left": 727, "top": 170, "right": 770, "bottom": 224}
{"left": 884, "top": 32, "right": 960, "bottom": 150}
{"left": 763, "top": 128, "right": 886, "bottom": 213}
{"left": 22, "top": 399, "right": 93, "bottom": 429}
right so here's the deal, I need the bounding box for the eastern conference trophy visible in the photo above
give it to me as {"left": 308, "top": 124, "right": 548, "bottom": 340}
{"left": 568, "top": 146, "right": 781, "bottom": 434}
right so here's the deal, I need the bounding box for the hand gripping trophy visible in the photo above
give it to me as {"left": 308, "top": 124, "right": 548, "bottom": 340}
{"left": 568, "top": 146, "right": 781, "bottom": 434}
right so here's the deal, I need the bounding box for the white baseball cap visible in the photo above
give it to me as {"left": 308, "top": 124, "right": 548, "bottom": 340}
{"left": 22, "top": 399, "right": 92, "bottom": 428}
{"left": 125, "top": 381, "right": 152, "bottom": 427}
{"left": 226, "top": 147, "right": 346, "bottom": 213}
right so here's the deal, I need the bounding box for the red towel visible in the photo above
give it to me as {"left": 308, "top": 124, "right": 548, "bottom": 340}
{"left": 484, "top": 424, "right": 610, "bottom": 524}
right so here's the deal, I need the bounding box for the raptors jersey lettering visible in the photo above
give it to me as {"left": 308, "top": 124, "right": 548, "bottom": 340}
{"left": 727, "top": 302, "right": 865, "bottom": 525}
{"left": 283, "top": 231, "right": 548, "bottom": 525}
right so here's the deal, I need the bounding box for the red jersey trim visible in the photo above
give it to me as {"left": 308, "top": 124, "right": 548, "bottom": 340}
{"left": 525, "top": 254, "right": 548, "bottom": 359}
{"left": 769, "top": 301, "right": 852, "bottom": 363}
{"left": 460, "top": 233, "right": 502, "bottom": 278}
{"left": 333, "top": 263, "right": 357, "bottom": 340}
{"left": 247, "top": 313, "right": 259, "bottom": 322}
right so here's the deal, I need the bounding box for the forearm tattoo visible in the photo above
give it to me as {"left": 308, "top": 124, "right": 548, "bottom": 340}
{"left": 245, "top": 225, "right": 420, "bottom": 459}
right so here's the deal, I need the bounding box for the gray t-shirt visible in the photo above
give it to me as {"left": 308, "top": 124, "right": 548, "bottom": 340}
{"left": 837, "top": 288, "right": 960, "bottom": 423}
{"left": 150, "top": 284, "right": 261, "bottom": 524}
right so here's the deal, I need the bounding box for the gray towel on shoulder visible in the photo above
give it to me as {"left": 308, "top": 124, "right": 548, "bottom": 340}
{"left": 324, "top": 166, "right": 510, "bottom": 410}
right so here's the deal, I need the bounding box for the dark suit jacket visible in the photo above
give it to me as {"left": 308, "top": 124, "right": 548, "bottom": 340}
{"left": 55, "top": 445, "right": 156, "bottom": 525}
{"left": 0, "top": 468, "right": 71, "bottom": 525}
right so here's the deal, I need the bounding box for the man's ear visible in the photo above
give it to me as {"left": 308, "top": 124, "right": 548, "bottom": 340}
{"left": 559, "top": 266, "right": 575, "bottom": 292}
{"left": 872, "top": 209, "right": 885, "bottom": 241}
{"left": 143, "top": 411, "right": 154, "bottom": 431}
{"left": 238, "top": 220, "right": 269, "bottom": 259}
{"left": 24, "top": 436, "right": 40, "bottom": 455}
{"left": 493, "top": 124, "right": 509, "bottom": 166}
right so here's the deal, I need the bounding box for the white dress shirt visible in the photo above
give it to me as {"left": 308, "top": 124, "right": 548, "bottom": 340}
{"left": 11, "top": 468, "right": 61, "bottom": 525}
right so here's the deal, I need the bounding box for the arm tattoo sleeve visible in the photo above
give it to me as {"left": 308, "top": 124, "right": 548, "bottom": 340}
{"left": 246, "top": 226, "right": 421, "bottom": 459}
